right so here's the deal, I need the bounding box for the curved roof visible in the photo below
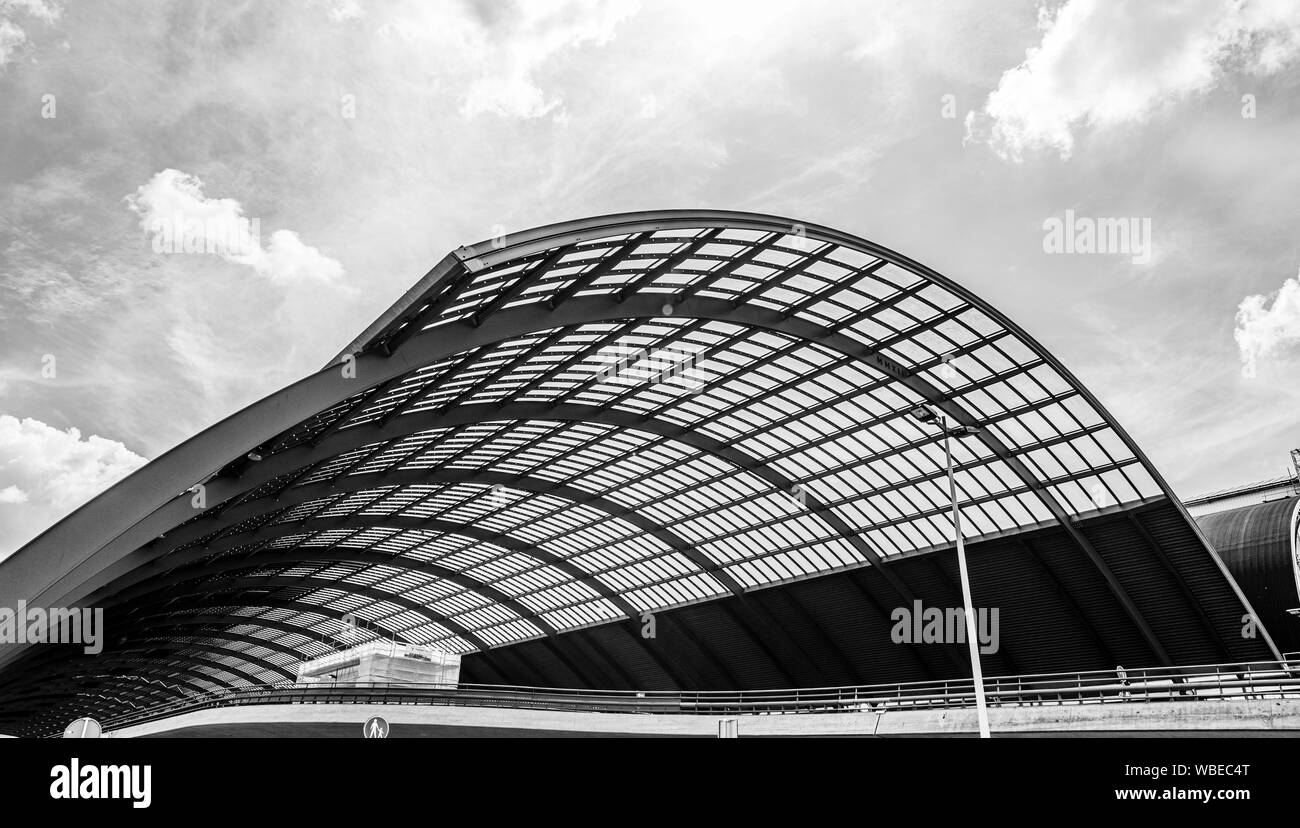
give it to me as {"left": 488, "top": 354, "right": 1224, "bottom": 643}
{"left": 1197, "top": 495, "right": 1300, "bottom": 652}
{"left": 0, "top": 210, "right": 1279, "bottom": 734}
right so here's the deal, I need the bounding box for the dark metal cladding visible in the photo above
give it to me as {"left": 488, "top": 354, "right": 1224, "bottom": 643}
{"left": 1197, "top": 495, "right": 1300, "bottom": 652}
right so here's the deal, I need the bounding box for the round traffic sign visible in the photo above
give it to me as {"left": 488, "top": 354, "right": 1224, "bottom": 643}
{"left": 363, "top": 716, "right": 389, "bottom": 738}
{"left": 63, "top": 718, "right": 102, "bottom": 739}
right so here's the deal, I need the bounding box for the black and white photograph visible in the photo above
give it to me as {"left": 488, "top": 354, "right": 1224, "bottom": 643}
{"left": 0, "top": 0, "right": 1296, "bottom": 813}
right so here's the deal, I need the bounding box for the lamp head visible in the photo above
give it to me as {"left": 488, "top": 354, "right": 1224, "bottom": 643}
{"left": 908, "top": 405, "right": 937, "bottom": 423}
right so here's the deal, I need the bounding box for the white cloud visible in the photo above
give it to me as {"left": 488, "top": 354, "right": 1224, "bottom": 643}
{"left": 1, "top": 0, "right": 59, "bottom": 24}
{"left": 125, "top": 169, "right": 345, "bottom": 285}
{"left": 326, "top": 0, "right": 363, "bottom": 23}
{"left": 966, "top": 0, "right": 1300, "bottom": 161}
{"left": 0, "top": 19, "right": 24, "bottom": 66}
{"left": 1236, "top": 272, "right": 1300, "bottom": 378}
{"left": 0, "top": 414, "right": 145, "bottom": 557}
{"left": 0, "top": 0, "right": 59, "bottom": 68}
{"left": 457, "top": 0, "right": 639, "bottom": 119}
{"left": 0, "top": 484, "right": 27, "bottom": 504}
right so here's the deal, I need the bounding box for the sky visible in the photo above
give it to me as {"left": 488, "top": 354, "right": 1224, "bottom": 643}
{"left": 2, "top": 0, "right": 1300, "bottom": 558}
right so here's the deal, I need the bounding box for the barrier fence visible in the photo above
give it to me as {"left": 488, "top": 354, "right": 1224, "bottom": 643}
{"left": 62, "top": 658, "right": 1300, "bottom": 737}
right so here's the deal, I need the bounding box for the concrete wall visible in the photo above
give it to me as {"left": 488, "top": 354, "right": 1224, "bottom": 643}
{"left": 109, "top": 698, "right": 1300, "bottom": 738}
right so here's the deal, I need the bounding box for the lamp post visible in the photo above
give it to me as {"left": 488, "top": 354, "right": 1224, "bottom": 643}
{"left": 909, "top": 404, "right": 991, "bottom": 739}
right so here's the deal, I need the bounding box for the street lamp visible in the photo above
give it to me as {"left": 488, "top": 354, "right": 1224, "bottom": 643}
{"left": 909, "top": 403, "right": 991, "bottom": 739}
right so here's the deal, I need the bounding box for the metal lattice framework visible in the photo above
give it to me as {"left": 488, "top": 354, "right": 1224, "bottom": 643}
{"left": 0, "top": 210, "right": 1278, "bottom": 734}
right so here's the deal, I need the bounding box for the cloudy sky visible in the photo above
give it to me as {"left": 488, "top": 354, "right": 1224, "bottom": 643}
{"left": 2, "top": 0, "right": 1299, "bottom": 558}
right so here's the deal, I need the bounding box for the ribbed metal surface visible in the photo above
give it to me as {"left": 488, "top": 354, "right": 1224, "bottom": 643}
{"left": 1197, "top": 496, "right": 1300, "bottom": 652}
{"left": 460, "top": 500, "right": 1275, "bottom": 689}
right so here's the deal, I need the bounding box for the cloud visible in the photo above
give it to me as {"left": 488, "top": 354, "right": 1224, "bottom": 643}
{"left": 457, "top": 0, "right": 639, "bottom": 119}
{"left": 325, "top": 0, "right": 363, "bottom": 23}
{"left": 125, "top": 169, "right": 345, "bottom": 285}
{"left": 0, "top": 0, "right": 59, "bottom": 68}
{"left": 966, "top": 0, "right": 1300, "bottom": 161}
{"left": 1235, "top": 271, "right": 1300, "bottom": 378}
{"left": 0, "top": 414, "right": 145, "bottom": 557}
{"left": 0, "top": 19, "right": 24, "bottom": 66}
{"left": 2, "top": 0, "right": 59, "bottom": 24}
{"left": 0, "top": 485, "right": 27, "bottom": 504}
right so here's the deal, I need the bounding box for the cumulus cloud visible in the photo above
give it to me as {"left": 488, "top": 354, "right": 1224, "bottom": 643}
{"left": 125, "top": 169, "right": 345, "bottom": 285}
{"left": 1236, "top": 272, "right": 1300, "bottom": 378}
{"left": 457, "top": 0, "right": 639, "bottom": 119}
{"left": 0, "top": 485, "right": 27, "bottom": 504}
{"left": 0, "top": 414, "right": 145, "bottom": 557}
{"left": 966, "top": 0, "right": 1300, "bottom": 161}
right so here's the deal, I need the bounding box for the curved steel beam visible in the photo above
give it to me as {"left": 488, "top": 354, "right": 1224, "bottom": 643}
{"left": 92, "top": 515, "right": 638, "bottom": 622}
{"left": 1, "top": 626, "right": 304, "bottom": 695}
{"left": 79, "top": 467, "right": 842, "bottom": 686}
{"left": 0, "top": 581, "right": 496, "bottom": 694}
{"left": 0, "top": 591, "right": 453, "bottom": 701}
{"left": 123, "top": 575, "right": 501, "bottom": 653}
{"left": 16, "top": 637, "right": 289, "bottom": 685}
{"left": 0, "top": 667, "right": 217, "bottom": 717}
{"left": 129, "top": 469, "right": 833, "bottom": 678}
{"left": 0, "top": 299, "right": 993, "bottom": 607}
{"left": 0, "top": 641, "right": 287, "bottom": 699}
{"left": 114, "top": 612, "right": 351, "bottom": 649}
{"left": 102, "top": 547, "right": 559, "bottom": 638}
{"left": 109, "top": 403, "right": 914, "bottom": 605}
{"left": 0, "top": 662, "right": 218, "bottom": 704}
{"left": 122, "top": 468, "right": 742, "bottom": 599}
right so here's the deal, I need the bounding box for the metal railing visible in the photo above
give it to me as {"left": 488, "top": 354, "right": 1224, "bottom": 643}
{"left": 72, "top": 659, "right": 1300, "bottom": 737}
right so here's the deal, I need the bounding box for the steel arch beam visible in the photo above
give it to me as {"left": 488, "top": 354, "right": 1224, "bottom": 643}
{"left": 106, "top": 562, "right": 594, "bottom": 689}
{"left": 89, "top": 468, "right": 842, "bottom": 686}
{"left": 0, "top": 641, "right": 288, "bottom": 699}
{"left": 0, "top": 580, "right": 492, "bottom": 691}
{"left": 0, "top": 678, "right": 182, "bottom": 719}
{"left": 114, "top": 612, "right": 352, "bottom": 649}
{"left": 92, "top": 514, "right": 640, "bottom": 621}
{"left": 0, "top": 667, "right": 216, "bottom": 716}
{"left": 0, "top": 297, "right": 1052, "bottom": 607}
{"left": 120, "top": 581, "right": 674, "bottom": 693}
{"left": 16, "top": 638, "right": 289, "bottom": 685}
{"left": 84, "top": 653, "right": 250, "bottom": 689}
{"left": 0, "top": 662, "right": 218, "bottom": 703}
{"left": 125, "top": 596, "right": 414, "bottom": 642}
{"left": 59, "top": 642, "right": 292, "bottom": 684}
{"left": 126, "top": 575, "right": 501, "bottom": 652}
{"left": 0, "top": 591, "right": 479, "bottom": 702}
{"left": 115, "top": 402, "right": 914, "bottom": 603}
{"left": 0, "top": 626, "right": 304, "bottom": 695}
{"left": 126, "top": 468, "right": 743, "bottom": 598}
{"left": 136, "top": 468, "right": 837, "bottom": 679}
{"left": 110, "top": 627, "right": 304, "bottom": 666}
{"left": 101, "top": 547, "right": 560, "bottom": 638}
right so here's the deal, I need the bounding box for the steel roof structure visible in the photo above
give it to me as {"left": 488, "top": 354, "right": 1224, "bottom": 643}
{"left": 0, "top": 210, "right": 1280, "bottom": 735}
